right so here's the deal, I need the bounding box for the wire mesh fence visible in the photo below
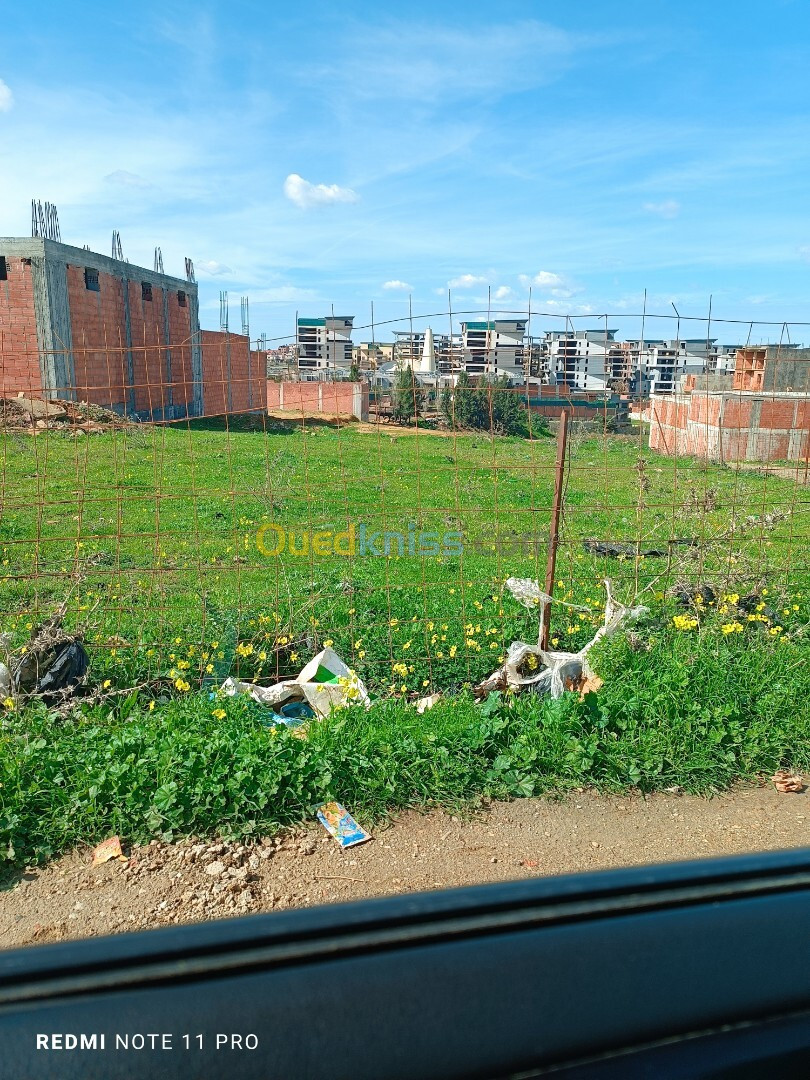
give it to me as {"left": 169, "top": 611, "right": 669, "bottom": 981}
{"left": 0, "top": 298, "right": 809, "bottom": 710}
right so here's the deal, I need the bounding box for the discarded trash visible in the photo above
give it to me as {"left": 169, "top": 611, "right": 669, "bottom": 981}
{"left": 0, "top": 633, "right": 12, "bottom": 697}
{"left": 577, "top": 674, "right": 604, "bottom": 699}
{"left": 222, "top": 646, "right": 370, "bottom": 720}
{"left": 416, "top": 692, "right": 441, "bottom": 714}
{"left": 520, "top": 859, "right": 539, "bottom": 869}
{"left": 265, "top": 700, "right": 317, "bottom": 729}
{"left": 584, "top": 539, "right": 697, "bottom": 559}
{"left": 771, "top": 770, "right": 805, "bottom": 793}
{"left": 91, "top": 836, "right": 128, "bottom": 866}
{"left": 13, "top": 618, "right": 89, "bottom": 701}
{"left": 671, "top": 584, "right": 716, "bottom": 608}
{"left": 478, "top": 579, "right": 646, "bottom": 701}
{"left": 316, "top": 802, "right": 371, "bottom": 848}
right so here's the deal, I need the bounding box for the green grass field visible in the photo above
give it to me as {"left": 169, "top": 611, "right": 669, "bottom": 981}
{"left": 1, "top": 418, "right": 809, "bottom": 865}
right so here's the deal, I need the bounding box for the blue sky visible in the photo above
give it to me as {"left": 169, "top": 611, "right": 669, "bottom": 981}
{"left": 1, "top": 0, "right": 809, "bottom": 345}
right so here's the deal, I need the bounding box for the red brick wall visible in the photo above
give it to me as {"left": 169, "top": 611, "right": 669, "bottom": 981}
{"left": 165, "top": 291, "right": 194, "bottom": 411}
{"left": 650, "top": 391, "right": 810, "bottom": 463}
{"left": 0, "top": 257, "right": 45, "bottom": 396}
{"left": 200, "top": 331, "right": 265, "bottom": 416}
{"left": 267, "top": 380, "right": 368, "bottom": 420}
{"left": 66, "top": 266, "right": 194, "bottom": 415}
{"left": 67, "top": 265, "right": 129, "bottom": 408}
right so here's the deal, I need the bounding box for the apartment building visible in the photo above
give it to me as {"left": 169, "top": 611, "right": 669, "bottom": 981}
{"left": 353, "top": 341, "right": 394, "bottom": 368}
{"left": 296, "top": 316, "right": 354, "bottom": 378}
{"left": 461, "top": 319, "right": 527, "bottom": 379}
{"left": 542, "top": 329, "right": 618, "bottom": 391}
{"left": 627, "top": 339, "right": 719, "bottom": 395}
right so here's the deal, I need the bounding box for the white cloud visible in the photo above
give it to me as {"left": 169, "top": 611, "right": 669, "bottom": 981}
{"left": 283, "top": 173, "right": 358, "bottom": 210}
{"left": 197, "top": 260, "right": 232, "bottom": 277}
{"left": 0, "top": 79, "right": 13, "bottom": 112}
{"left": 494, "top": 285, "right": 511, "bottom": 300}
{"left": 448, "top": 273, "right": 488, "bottom": 290}
{"left": 104, "top": 169, "right": 150, "bottom": 188}
{"left": 383, "top": 279, "right": 413, "bottom": 291}
{"left": 518, "top": 271, "right": 565, "bottom": 288}
{"left": 541, "top": 299, "right": 595, "bottom": 315}
{"left": 643, "top": 199, "right": 680, "bottom": 219}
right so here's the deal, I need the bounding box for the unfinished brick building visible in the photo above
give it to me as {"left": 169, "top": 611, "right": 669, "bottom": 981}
{"left": 649, "top": 347, "right": 810, "bottom": 464}
{"left": 0, "top": 235, "right": 268, "bottom": 421}
{"left": 0, "top": 236, "right": 203, "bottom": 419}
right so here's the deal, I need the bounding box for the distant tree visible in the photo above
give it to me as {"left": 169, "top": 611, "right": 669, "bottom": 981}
{"left": 444, "top": 372, "right": 535, "bottom": 436}
{"left": 489, "top": 374, "right": 528, "bottom": 436}
{"left": 451, "top": 371, "right": 483, "bottom": 429}
{"left": 349, "top": 360, "right": 360, "bottom": 382}
{"left": 440, "top": 384, "right": 454, "bottom": 426}
{"left": 393, "top": 366, "right": 424, "bottom": 424}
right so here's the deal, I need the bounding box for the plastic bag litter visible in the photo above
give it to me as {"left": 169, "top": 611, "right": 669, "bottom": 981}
{"left": 478, "top": 579, "right": 647, "bottom": 700}
{"left": 222, "top": 646, "right": 370, "bottom": 720}
{"left": 13, "top": 631, "right": 89, "bottom": 700}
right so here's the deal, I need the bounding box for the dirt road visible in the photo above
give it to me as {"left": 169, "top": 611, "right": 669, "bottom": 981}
{"left": 2, "top": 786, "right": 808, "bottom": 951}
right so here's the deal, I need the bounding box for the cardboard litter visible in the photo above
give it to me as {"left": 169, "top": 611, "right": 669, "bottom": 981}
{"left": 771, "top": 770, "right": 805, "bottom": 793}
{"left": 221, "top": 646, "right": 370, "bottom": 720}
{"left": 91, "top": 836, "right": 128, "bottom": 866}
{"left": 316, "top": 802, "right": 371, "bottom": 848}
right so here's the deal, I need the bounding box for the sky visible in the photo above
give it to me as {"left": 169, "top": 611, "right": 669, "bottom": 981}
{"left": 1, "top": 0, "right": 810, "bottom": 346}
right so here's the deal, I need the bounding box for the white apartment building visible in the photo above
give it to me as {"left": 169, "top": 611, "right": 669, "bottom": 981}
{"left": 461, "top": 320, "right": 527, "bottom": 380}
{"left": 628, "top": 339, "right": 719, "bottom": 394}
{"left": 296, "top": 316, "right": 354, "bottom": 378}
{"left": 542, "top": 329, "right": 619, "bottom": 391}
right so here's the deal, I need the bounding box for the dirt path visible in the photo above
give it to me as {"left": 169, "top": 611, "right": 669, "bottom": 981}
{"left": 2, "top": 786, "right": 808, "bottom": 951}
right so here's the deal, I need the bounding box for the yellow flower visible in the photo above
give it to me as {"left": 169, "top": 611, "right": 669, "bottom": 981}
{"left": 720, "top": 621, "right": 744, "bottom": 635}
{"left": 236, "top": 642, "right": 254, "bottom": 657}
{"left": 357, "top": 649, "right": 366, "bottom": 659}
{"left": 102, "top": 679, "right": 111, "bottom": 689}
{"left": 205, "top": 663, "right": 214, "bottom": 673}
{"left": 148, "top": 701, "right": 155, "bottom": 712}
{"left": 423, "top": 679, "right": 430, "bottom": 687}
{"left": 174, "top": 637, "right": 182, "bottom": 645}
{"left": 402, "top": 641, "right": 411, "bottom": 650}
{"left": 177, "top": 659, "right": 190, "bottom": 670}
{"left": 400, "top": 684, "right": 407, "bottom": 692}
{"left": 389, "top": 618, "right": 399, "bottom": 627}
{"left": 672, "top": 614, "right": 699, "bottom": 631}
{"left": 210, "top": 640, "right": 219, "bottom": 649}
{"left": 323, "top": 639, "right": 333, "bottom": 648}
{"left": 449, "top": 645, "right": 458, "bottom": 658}
{"left": 290, "top": 652, "right": 299, "bottom": 662}
{"left": 175, "top": 678, "right": 191, "bottom": 692}
{"left": 212, "top": 708, "right": 226, "bottom": 720}
{"left": 551, "top": 637, "right": 559, "bottom": 647}
{"left": 2, "top": 697, "right": 14, "bottom": 710}
{"left": 393, "top": 662, "right": 409, "bottom": 678}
